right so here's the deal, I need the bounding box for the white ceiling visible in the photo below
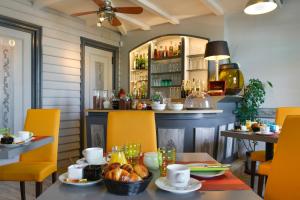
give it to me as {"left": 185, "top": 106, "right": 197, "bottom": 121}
{"left": 30, "top": 0, "right": 230, "bottom": 34}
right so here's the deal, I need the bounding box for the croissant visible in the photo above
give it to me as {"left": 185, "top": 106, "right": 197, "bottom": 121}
{"left": 103, "top": 162, "right": 121, "bottom": 175}
{"left": 120, "top": 164, "right": 134, "bottom": 173}
{"left": 133, "top": 164, "right": 149, "bottom": 178}
{"left": 128, "top": 172, "right": 142, "bottom": 182}
{"left": 105, "top": 168, "right": 131, "bottom": 182}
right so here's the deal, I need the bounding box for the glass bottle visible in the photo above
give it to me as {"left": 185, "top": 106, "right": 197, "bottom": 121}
{"left": 181, "top": 80, "right": 186, "bottom": 98}
{"left": 139, "top": 54, "right": 144, "bottom": 69}
{"left": 178, "top": 42, "right": 181, "bottom": 56}
{"left": 133, "top": 53, "right": 136, "bottom": 70}
{"left": 164, "top": 46, "right": 168, "bottom": 58}
{"left": 173, "top": 42, "right": 178, "bottom": 56}
{"left": 154, "top": 45, "right": 158, "bottom": 59}
{"left": 159, "top": 46, "right": 163, "bottom": 59}
{"left": 135, "top": 54, "right": 140, "bottom": 70}
{"left": 169, "top": 41, "right": 173, "bottom": 57}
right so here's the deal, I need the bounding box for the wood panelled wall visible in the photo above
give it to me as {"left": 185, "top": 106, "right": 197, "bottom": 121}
{"left": 0, "top": 0, "right": 121, "bottom": 169}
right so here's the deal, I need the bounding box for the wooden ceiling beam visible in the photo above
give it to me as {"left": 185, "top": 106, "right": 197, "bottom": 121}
{"left": 200, "top": 0, "right": 224, "bottom": 16}
{"left": 33, "top": 0, "right": 66, "bottom": 8}
{"left": 129, "top": 0, "right": 179, "bottom": 24}
{"left": 116, "top": 13, "right": 150, "bottom": 31}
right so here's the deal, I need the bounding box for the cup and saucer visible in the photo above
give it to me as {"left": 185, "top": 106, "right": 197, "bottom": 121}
{"left": 76, "top": 147, "right": 107, "bottom": 165}
{"left": 155, "top": 164, "right": 202, "bottom": 194}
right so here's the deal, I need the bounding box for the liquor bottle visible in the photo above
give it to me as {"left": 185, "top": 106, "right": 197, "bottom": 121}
{"left": 178, "top": 42, "right": 182, "bottom": 56}
{"left": 135, "top": 55, "right": 140, "bottom": 70}
{"left": 139, "top": 54, "right": 144, "bottom": 69}
{"left": 164, "top": 46, "right": 168, "bottom": 58}
{"left": 159, "top": 46, "right": 163, "bottom": 59}
{"left": 154, "top": 45, "right": 158, "bottom": 59}
{"left": 181, "top": 80, "right": 186, "bottom": 98}
{"left": 169, "top": 41, "right": 174, "bottom": 57}
{"left": 173, "top": 42, "right": 178, "bottom": 56}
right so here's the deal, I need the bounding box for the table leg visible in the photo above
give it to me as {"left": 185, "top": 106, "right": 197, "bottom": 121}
{"left": 265, "top": 142, "right": 274, "bottom": 161}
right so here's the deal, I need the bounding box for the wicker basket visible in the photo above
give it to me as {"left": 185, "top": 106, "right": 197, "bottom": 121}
{"left": 104, "top": 172, "right": 153, "bottom": 196}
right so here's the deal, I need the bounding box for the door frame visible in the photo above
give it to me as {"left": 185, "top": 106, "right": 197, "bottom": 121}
{"left": 0, "top": 15, "right": 42, "bottom": 108}
{"left": 80, "top": 37, "right": 119, "bottom": 151}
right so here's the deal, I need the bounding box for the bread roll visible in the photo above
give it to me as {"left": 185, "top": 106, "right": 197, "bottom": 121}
{"left": 133, "top": 164, "right": 149, "bottom": 178}
{"left": 120, "top": 164, "right": 134, "bottom": 173}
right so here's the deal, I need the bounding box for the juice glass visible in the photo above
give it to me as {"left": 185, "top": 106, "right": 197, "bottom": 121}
{"left": 110, "top": 146, "right": 127, "bottom": 165}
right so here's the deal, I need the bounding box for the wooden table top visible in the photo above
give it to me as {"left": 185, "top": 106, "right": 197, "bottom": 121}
{"left": 221, "top": 130, "right": 279, "bottom": 143}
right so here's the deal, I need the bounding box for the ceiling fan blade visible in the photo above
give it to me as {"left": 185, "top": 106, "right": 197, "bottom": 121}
{"left": 111, "top": 16, "right": 122, "bottom": 26}
{"left": 113, "top": 7, "right": 143, "bottom": 14}
{"left": 92, "top": 0, "right": 105, "bottom": 7}
{"left": 71, "top": 11, "right": 97, "bottom": 16}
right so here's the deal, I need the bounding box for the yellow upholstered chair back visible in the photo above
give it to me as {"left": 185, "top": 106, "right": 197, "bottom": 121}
{"left": 106, "top": 111, "right": 157, "bottom": 152}
{"left": 275, "top": 107, "right": 300, "bottom": 125}
{"left": 265, "top": 115, "right": 300, "bottom": 200}
{"left": 20, "top": 109, "right": 60, "bottom": 163}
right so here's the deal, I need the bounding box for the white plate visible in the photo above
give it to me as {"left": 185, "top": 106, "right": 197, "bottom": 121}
{"left": 155, "top": 177, "right": 202, "bottom": 194}
{"left": 191, "top": 170, "right": 225, "bottom": 178}
{"left": 76, "top": 158, "right": 107, "bottom": 165}
{"left": 186, "top": 163, "right": 226, "bottom": 178}
{"left": 0, "top": 138, "right": 32, "bottom": 148}
{"left": 59, "top": 172, "right": 102, "bottom": 186}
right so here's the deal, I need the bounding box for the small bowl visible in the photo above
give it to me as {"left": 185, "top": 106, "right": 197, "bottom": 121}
{"left": 104, "top": 172, "right": 153, "bottom": 196}
{"left": 151, "top": 104, "right": 166, "bottom": 111}
{"left": 168, "top": 103, "right": 184, "bottom": 111}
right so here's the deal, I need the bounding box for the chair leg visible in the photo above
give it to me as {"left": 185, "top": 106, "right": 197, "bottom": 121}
{"left": 52, "top": 171, "right": 57, "bottom": 183}
{"left": 250, "top": 161, "right": 256, "bottom": 189}
{"left": 257, "top": 175, "right": 265, "bottom": 197}
{"left": 35, "top": 182, "right": 43, "bottom": 198}
{"left": 20, "top": 181, "right": 26, "bottom": 200}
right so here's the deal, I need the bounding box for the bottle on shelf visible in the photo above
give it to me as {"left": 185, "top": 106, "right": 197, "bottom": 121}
{"left": 139, "top": 54, "right": 144, "bottom": 69}
{"left": 159, "top": 46, "right": 163, "bottom": 59}
{"left": 135, "top": 54, "right": 140, "bottom": 70}
{"left": 169, "top": 41, "right": 173, "bottom": 57}
{"left": 181, "top": 80, "right": 186, "bottom": 98}
{"left": 178, "top": 42, "right": 182, "bottom": 56}
{"left": 164, "top": 46, "right": 168, "bottom": 58}
{"left": 133, "top": 53, "right": 136, "bottom": 70}
{"left": 173, "top": 42, "right": 178, "bottom": 56}
{"left": 154, "top": 45, "right": 158, "bottom": 59}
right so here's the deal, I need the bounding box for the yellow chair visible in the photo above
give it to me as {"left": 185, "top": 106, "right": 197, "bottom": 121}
{"left": 250, "top": 107, "right": 300, "bottom": 188}
{"left": 256, "top": 107, "right": 300, "bottom": 195}
{"left": 106, "top": 111, "right": 157, "bottom": 152}
{"left": 0, "top": 109, "right": 60, "bottom": 200}
{"left": 263, "top": 115, "right": 300, "bottom": 200}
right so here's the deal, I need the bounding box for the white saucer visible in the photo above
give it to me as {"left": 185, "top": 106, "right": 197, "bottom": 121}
{"left": 59, "top": 172, "right": 102, "bottom": 186}
{"left": 76, "top": 158, "right": 106, "bottom": 165}
{"left": 155, "top": 177, "right": 202, "bottom": 194}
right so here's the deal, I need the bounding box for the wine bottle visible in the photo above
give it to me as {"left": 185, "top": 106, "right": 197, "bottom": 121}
{"left": 169, "top": 41, "right": 173, "bottom": 57}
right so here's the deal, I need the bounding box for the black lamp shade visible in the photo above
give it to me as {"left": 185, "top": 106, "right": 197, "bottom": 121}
{"left": 204, "top": 41, "right": 230, "bottom": 61}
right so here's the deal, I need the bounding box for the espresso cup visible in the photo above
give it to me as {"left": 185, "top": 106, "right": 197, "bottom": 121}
{"left": 167, "top": 164, "right": 190, "bottom": 187}
{"left": 17, "top": 131, "right": 32, "bottom": 141}
{"left": 68, "top": 164, "right": 84, "bottom": 180}
{"left": 82, "top": 147, "right": 104, "bottom": 165}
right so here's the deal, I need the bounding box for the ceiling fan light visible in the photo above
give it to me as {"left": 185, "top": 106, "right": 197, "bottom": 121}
{"left": 244, "top": 0, "right": 277, "bottom": 15}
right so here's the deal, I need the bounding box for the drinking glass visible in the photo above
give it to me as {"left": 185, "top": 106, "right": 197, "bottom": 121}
{"left": 158, "top": 147, "right": 176, "bottom": 177}
{"left": 110, "top": 145, "right": 127, "bottom": 165}
{"left": 124, "top": 144, "right": 141, "bottom": 165}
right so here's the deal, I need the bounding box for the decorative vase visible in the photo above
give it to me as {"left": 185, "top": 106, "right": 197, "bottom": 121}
{"left": 219, "top": 63, "right": 244, "bottom": 95}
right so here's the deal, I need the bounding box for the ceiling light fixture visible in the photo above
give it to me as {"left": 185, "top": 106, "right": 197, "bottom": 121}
{"left": 244, "top": 0, "right": 278, "bottom": 15}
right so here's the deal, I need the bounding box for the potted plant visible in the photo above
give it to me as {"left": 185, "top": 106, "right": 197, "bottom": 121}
{"left": 234, "top": 78, "right": 272, "bottom": 173}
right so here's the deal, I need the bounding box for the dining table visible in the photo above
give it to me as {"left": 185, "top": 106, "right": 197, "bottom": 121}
{"left": 221, "top": 130, "right": 279, "bottom": 160}
{"left": 38, "top": 153, "right": 262, "bottom": 200}
{"left": 0, "top": 136, "right": 53, "bottom": 160}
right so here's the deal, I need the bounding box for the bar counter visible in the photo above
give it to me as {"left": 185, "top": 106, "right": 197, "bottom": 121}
{"left": 85, "top": 99, "right": 239, "bottom": 162}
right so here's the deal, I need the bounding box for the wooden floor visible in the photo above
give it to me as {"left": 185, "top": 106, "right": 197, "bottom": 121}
{"left": 0, "top": 159, "right": 259, "bottom": 200}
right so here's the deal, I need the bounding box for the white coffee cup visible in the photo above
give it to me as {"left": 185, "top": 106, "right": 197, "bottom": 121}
{"left": 167, "top": 164, "right": 190, "bottom": 187}
{"left": 82, "top": 147, "right": 103, "bottom": 165}
{"left": 17, "top": 131, "right": 32, "bottom": 141}
{"left": 68, "top": 164, "right": 84, "bottom": 180}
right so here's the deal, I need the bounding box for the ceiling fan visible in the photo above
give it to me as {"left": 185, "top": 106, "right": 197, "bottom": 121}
{"left": 71, "top": 0, "right": 143, "bottom": 27}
